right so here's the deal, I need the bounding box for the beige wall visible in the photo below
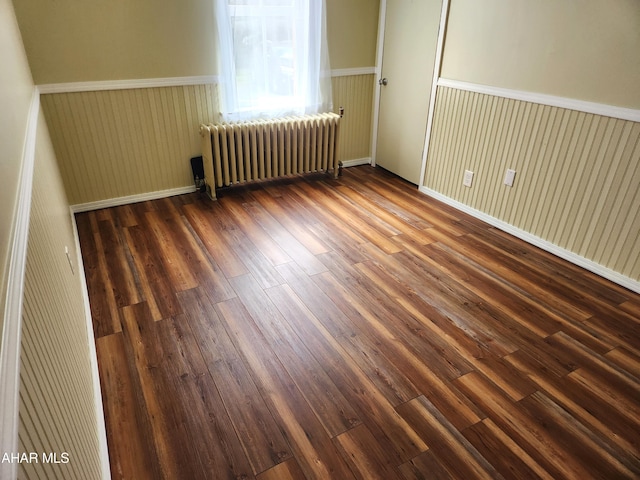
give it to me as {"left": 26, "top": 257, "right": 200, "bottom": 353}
{"left": 441, "top": 0, "right": 640, "bottom": 108}
{"left": 16, "top": 0, "right": 379, "bottom": 206}
{"left": 41, "top": 75, "right": 375, "bottom": 206}
{"left": 19, "top": 111, "right": 106, "bottom": 479}
{"left": 327, "top": 0, "right": 379, "bottom": 69}
{"left": 0, "top": 0, "right": 35, "bottom": 331}
{"left": 425, "top": 87, "right": 640, "bottom": 281}
{"left": 41, "top": 85, "right": 219, "bottom": 205}
{"left": 13, "top": 0, "right": 218, "bottom": 84}
{"left": 425, "top": 0, "right": 640, "bottom": 284}
{"left": 14, "top": 0, "right": 379, "bottom": 84}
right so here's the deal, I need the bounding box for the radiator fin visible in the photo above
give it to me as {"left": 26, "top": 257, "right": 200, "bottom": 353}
{"left": 200, "top": 113, "right": 341, "bottom": 199}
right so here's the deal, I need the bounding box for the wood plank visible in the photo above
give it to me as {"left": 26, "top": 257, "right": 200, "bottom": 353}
{"left": 123, "top": 225, "right": 182, "bottom": 321}
{"left": 182, "top": 201, "right": 249, "bottom": 278}
{"left": 473, "top": 226, "right": 632, "bottom": 306}
{"left": 96, "top": 217, "right": 142, "bottom": 307}
{"left": 141, "top": 210, "right": 199, "bottom": 292}
{"left": 455, "top": 371, "right": 615, "bottom": 480}
{"left": 521, "top": 369, "right": 640, "bottom": 456}
{"left": 241, "top": 200, "right": 327, "bottom": 275}
{"left": 76, "top": 212, "right": 120, "bottom": 337}
{"left": 334, "top": 424, "right": 403, "bottom": 480}
{"left": 397, "top": 450, "right": 454, "bottom": 480}
{"left": 219, "top": 195, "right": 292, "bottom": 267}
{"left": 338, "top": 173, "right": 433, "bottom": 230}
{"left": 250, "top": 188, "right": 331, "bottom": 255}
{"left": 334, "top": 185, "right": 436, "bottom": 245}
{"left": 215, "top": 297, "right": 358, "bottom": 480}
{"left": 462, "top": 419, "right": 554, "bottom": 480}
{"left": 262, "top": 272, "right": 429, "bottom": 463}
{"left": 518, "top": 391, "right": 640, "bottom": 478}
{"left": 120, "top": 302, "right": 255, "bottom": 479}
{"left": 396, "top": 396, "right": 503, "bottom": 480}
{"left": 177, "top": 287, "right": 293, "bottom": 475}
{"left": 96, "top": 333, "right": 161, "bottom": 480}
{"left": 292, "top": 182, "right": 402, "bottom": 254}
{"left": 422, "top": 241, "right": 615, "bottom": 354}
{"left": 256, "top": 458, "right": 307, "bottom": 480}
{"left": 229, "top": 274, "right": 360, "bottom": 437}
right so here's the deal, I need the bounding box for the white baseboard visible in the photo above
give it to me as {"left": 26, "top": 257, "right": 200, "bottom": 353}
{"left": 419, "top": 186, "right": 640, "bottom": 294}
{"left": 341, "top": 158, "right": 372, "bottom": 168}
{"left": 0, "top": 88, "right": 39, "bottom": 480}
{"left": 71, "top": 185, "right": 197, "bottom": 213}
{"left": 70, "top": 210, "right": 111, "bottom": 480}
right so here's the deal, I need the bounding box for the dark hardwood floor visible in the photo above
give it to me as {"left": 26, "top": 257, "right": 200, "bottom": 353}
{"left": 76, "top": 165, "right": 640, "bottom": 479}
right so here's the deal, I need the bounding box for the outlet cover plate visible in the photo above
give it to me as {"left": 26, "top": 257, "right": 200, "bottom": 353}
{"left": 463, "top": 170, "right": 474, "bottom": 187}
{"left": 504, "top": 169, "right": 516, "bottom": 187}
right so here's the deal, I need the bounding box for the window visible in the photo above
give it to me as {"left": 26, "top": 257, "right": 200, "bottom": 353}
{"left": 214, "top": 0, "right": 332, "bottom": 121}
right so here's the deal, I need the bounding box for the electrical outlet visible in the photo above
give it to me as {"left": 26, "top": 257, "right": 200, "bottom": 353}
{"left": 504, "top": 169, "right": 516, "bottom": 187}
{"left": 463, "top": 170, "right": 474, "bottom": 187}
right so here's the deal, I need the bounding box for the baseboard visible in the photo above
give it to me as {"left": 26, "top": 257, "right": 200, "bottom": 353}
{"left": 341, "top": 158, "right": 372, "bottom": 168}
{"left": 71, "top": 185, "right": 197, "bottom": 213}
{"left": 0, "top": 88, "right": 39, "bottom": 480}
{"left": 419, "top": 186, "right": 640, "bottom": 294}
{"left": 70, "top": 210, "right": 112, "bottom": 479}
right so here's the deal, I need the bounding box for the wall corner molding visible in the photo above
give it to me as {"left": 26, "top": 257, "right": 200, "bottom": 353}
{"left": 0, "top": 88, "right": 39, "bottom": 480}
{"left": 437, "top": 78, "right": 640, "bottom": 123}
{"left": 419, "top": 186, "right": 640, "bottom": 294}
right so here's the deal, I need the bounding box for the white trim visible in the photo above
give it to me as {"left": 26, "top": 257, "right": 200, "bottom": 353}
{"left": 71, "top": 185, "right": 197, "bottom": 213}
{"left": 419, "top": 186, "right": 640, "bottom": 294}
{"left": 70, "top": 210, "right": 112, "bottom": 479}
{"left": 437, "top": 78, "right": 640, "bottom": 123}
{"left": 418, "top": 0, "right": 450, "bottom": 187}
{"left": 38, "top": 70, "right": 377, "bottom": 95}
{"left": 38, "top": 75, "right": 220, "bottom": 95}
{"left": 341, "top": 157, "right": 371, "bottom": 168}
{"left": 330, "top": 67, "right": 376, "bottom": 77}
{"left": 370, "top": 0, "right": 388, "bottom": 167}
{"left": 0, "top": 89, "right": 39, "bottom": 480}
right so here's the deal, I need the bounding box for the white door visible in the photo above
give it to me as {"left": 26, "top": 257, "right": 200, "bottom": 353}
{"left": 375, "top": 0, "right": 443, "bottom": 185}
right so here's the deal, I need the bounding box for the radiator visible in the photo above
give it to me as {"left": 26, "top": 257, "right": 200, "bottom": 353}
{"left": 199, "top": 113, "right": 341, "bottom": 199}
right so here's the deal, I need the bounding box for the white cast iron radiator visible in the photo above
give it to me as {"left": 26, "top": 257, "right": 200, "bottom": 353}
{"left": 199, "top": 112, "right": 341, "bottom": 199}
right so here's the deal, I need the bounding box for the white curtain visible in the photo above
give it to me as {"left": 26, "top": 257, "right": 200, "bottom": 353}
{"left": 214, "top": 0, "right": 332, "bottom": 122}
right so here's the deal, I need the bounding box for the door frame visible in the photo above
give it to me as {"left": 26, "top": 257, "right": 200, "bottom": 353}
{"left": 370, "top": 0, "right": 451, "bottom": 186}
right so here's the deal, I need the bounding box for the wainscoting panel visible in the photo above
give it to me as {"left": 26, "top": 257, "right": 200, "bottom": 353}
{"left": 42, "top": 76, "right": 374, "bottom": 206}
{"left": 332, "top": 74, "right": 375, "bottom": 162}
{"left": 41, "top": 85, "right": 219, "bottom": 205}
{"left": 19, "top": 112, "right": 105, "bottom": 478}
{"left": 425, "top": 86, "right": 640, "bottom": 281}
